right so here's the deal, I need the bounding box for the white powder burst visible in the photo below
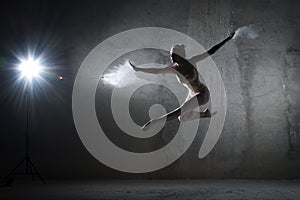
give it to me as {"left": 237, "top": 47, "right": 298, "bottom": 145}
{"left": 233, "top": 25, "right": 259, "bottom": 40}
{"left": 102, "top": 60, "right": 137, "bottom": 88}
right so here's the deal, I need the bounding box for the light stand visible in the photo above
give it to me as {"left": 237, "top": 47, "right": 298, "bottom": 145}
{"left": 1, "top": 58, "right": 45, "bottom": 185}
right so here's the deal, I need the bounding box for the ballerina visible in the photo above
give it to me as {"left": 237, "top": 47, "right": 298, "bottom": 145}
{"left": 130, "top": 30, "right": 235, "bottom": 131}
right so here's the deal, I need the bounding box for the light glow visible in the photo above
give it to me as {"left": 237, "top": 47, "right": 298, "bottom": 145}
{"left": 18, "top": 57, "right": 42, "bottom": 79}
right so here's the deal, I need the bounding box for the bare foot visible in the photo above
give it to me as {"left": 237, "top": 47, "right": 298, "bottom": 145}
{"left": 141, "top": 120, "right": 152, "bottom": 131}
{"left": 203, "top": 108, "right": 210, "bottom": 117}
{"left": 202, "top": 108, "right": 217, "bottom": 118}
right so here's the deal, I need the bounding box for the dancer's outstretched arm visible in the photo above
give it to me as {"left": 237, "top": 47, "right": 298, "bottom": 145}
{"left": 129, "top": 61, "right": 176, "bottom": 74}
{"left": 189, "top": 30, "right": 235, "bottom": 64}
{"left": 206, "top": 30, "right": 235, "bottom": 55}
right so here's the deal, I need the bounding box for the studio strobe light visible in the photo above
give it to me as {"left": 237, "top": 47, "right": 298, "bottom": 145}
{"left": 1, "top": 56, "right": 45, "bottom": 185}
{"left": 18, "top": 57, "right": 41, "bottom": 79}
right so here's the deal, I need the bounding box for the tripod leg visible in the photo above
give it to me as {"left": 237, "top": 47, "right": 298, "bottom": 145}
{"left": 1, "top": 158, "right": 26, "bottom": 184}
{"left": 28, "top": 160, "right": 45, "bottom": 184}
{"left": 26, "top": 158, "right": 29, "bottom": 174}
{"left": 28, "top": 161, "right": 35, "bottom": 181}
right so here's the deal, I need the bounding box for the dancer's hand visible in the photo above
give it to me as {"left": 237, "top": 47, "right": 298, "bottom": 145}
{"left": 227, "top": 29, "right": 235, "bottom": 39}
{"left": 129, "top": 60, "right": 139, "bottom": 71}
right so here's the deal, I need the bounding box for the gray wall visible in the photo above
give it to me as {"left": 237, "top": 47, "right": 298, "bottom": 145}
{"left": 0, "top": 0, "right": 299, "bottom": 179}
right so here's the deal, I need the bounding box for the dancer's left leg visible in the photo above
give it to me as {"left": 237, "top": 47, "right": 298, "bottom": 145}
{"left": 142, "top": 93, "right": 205, "bottom": 130}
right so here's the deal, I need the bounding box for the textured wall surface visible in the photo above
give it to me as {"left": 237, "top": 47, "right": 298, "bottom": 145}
{"left": 0, "top": 0, "right": 299, "bottom": 179}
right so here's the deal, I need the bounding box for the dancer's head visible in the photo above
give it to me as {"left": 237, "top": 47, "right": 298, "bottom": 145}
{"left": 170, "top": 44, "right": 186, "bottom": 63}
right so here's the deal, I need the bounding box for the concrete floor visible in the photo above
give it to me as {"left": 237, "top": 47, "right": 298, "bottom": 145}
{"left": 0, "top": 179, "right": 299, "bottom": 200}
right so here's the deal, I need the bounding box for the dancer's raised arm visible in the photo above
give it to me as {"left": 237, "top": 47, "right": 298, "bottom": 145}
{"left": 189, "top": 30, "right": 235, "bottom": 64}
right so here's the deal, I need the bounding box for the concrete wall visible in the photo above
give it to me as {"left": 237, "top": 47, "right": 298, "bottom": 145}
{"left": 0, "top": 0, "right": 299, "bottom": 179}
